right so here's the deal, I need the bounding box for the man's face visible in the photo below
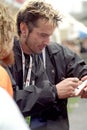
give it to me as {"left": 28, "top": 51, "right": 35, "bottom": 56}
{"left": 25, "top": 19, "right": 55, "bottom": 54}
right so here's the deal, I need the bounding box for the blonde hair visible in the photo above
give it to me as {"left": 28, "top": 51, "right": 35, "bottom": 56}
{"left": 16, "top": 0, "right": 61, "bottom": 36}
{"left": 0, "top": 2, "right": 15, "bottom": 65}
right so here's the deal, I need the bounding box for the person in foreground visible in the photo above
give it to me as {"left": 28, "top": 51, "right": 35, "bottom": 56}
{"left": 0, "top": 2, "right": 30, "bottom": 130}
{"left": 10, "top": 0, "right": 87, "bottom": 130}
{"left": 0, "top": 87, "right": 30, "bottom": 130}
{"left": 0, "top": 2, "right": 14, "bottom": 97}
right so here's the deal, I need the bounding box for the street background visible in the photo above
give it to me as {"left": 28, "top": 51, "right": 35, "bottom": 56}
{"left": 69, "top": 98, "right": 87, "bottom": 130}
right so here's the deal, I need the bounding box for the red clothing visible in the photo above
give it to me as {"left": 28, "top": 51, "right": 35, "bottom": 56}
{"left": 0, "top": 66, "right": 13, "bottom": 97}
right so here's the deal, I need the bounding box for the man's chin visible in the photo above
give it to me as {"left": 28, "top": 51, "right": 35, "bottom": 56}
{"left": 33, "top": 51, "right": 41, "bottom": 54}
{"left": 37, "top": 49, "right": 43, "bottom": 54}
{"left": 33, "top": 48, "right": 43, "bottom": 54}
{"left": 36, "top": 51, "right": 42, "bottom": 54}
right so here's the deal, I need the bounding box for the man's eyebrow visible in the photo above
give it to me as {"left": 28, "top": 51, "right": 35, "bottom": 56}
{"left": 40, "top": 33, "right": 50, "bottom": 36}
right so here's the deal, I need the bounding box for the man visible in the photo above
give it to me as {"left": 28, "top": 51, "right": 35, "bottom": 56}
{"left": 10, "top": 0, "right": 83, "bottom": 130}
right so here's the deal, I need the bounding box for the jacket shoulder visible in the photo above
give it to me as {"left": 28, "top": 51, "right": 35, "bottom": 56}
{"left": 46, "top": 42, "right": 63, "bottom": 55}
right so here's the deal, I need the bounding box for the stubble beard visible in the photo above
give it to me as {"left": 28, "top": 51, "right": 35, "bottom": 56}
{"left": 25, "top": 33, "right": 34, "bottom": 54}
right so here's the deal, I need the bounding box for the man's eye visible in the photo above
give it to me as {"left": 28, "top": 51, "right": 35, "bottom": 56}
{"left": 41, "top": 34, "right": 48, "bottom": 38}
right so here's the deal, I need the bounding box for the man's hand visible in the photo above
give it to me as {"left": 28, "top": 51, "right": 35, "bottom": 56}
{"left": 56, "top": 77, "right": 81, "bottom": 99}
{"left": 80, "top": 75, "right": 87, "bottom": 98}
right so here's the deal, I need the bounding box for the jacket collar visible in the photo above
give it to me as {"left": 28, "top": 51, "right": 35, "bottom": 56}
{"left": 46, "top": 42, "right": 61, "bottom": 56}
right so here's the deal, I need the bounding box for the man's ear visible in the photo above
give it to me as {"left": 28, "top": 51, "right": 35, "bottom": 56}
{"left": 20, "top": 22, "right": 29, "bottom": 37}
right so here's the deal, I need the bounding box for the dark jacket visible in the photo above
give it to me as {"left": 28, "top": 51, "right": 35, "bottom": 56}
{"left": 36, "top": 42, "right": 87, "bottom": 130}
{"left": 10, "top": 38, "right": 87, "bottom": 130}
{"left": 28, "top": 43, "right": 87, "bottom": 130}
{"left": 9, "top": 38, "right": 57, "bottom": 117}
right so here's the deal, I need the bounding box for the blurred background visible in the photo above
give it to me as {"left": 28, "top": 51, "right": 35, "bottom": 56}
{"left": 2, "top": 0, "right": 87, "bottom": 56}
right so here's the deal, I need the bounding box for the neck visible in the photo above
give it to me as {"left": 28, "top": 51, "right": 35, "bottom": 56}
{"left": 21, "top": 42, "right": 32, "bottom": 55}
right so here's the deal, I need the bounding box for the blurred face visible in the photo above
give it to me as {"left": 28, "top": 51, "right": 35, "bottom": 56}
{"left": 21, "top": 19, "right": 55, "bottom": 54}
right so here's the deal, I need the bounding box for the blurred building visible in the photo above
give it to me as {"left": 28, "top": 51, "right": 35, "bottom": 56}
{"left": 71, "top": 1, "right": 87, "bottom": 27}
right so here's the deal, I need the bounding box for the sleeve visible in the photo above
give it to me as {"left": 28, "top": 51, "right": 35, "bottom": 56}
{"left": 14, "top": 69, "right": 57, "bottom": 117}
{"left": 62, "top": 46, "right": 87, "bottom": 78}
{"left": 0, "top": 66, "right": 13, "bottom": 97}
{"left": 25, "top": 55, "right": 57, "bottom": 116}
{"left": 9, "top": 56, "right": 57, "bottom": 117}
